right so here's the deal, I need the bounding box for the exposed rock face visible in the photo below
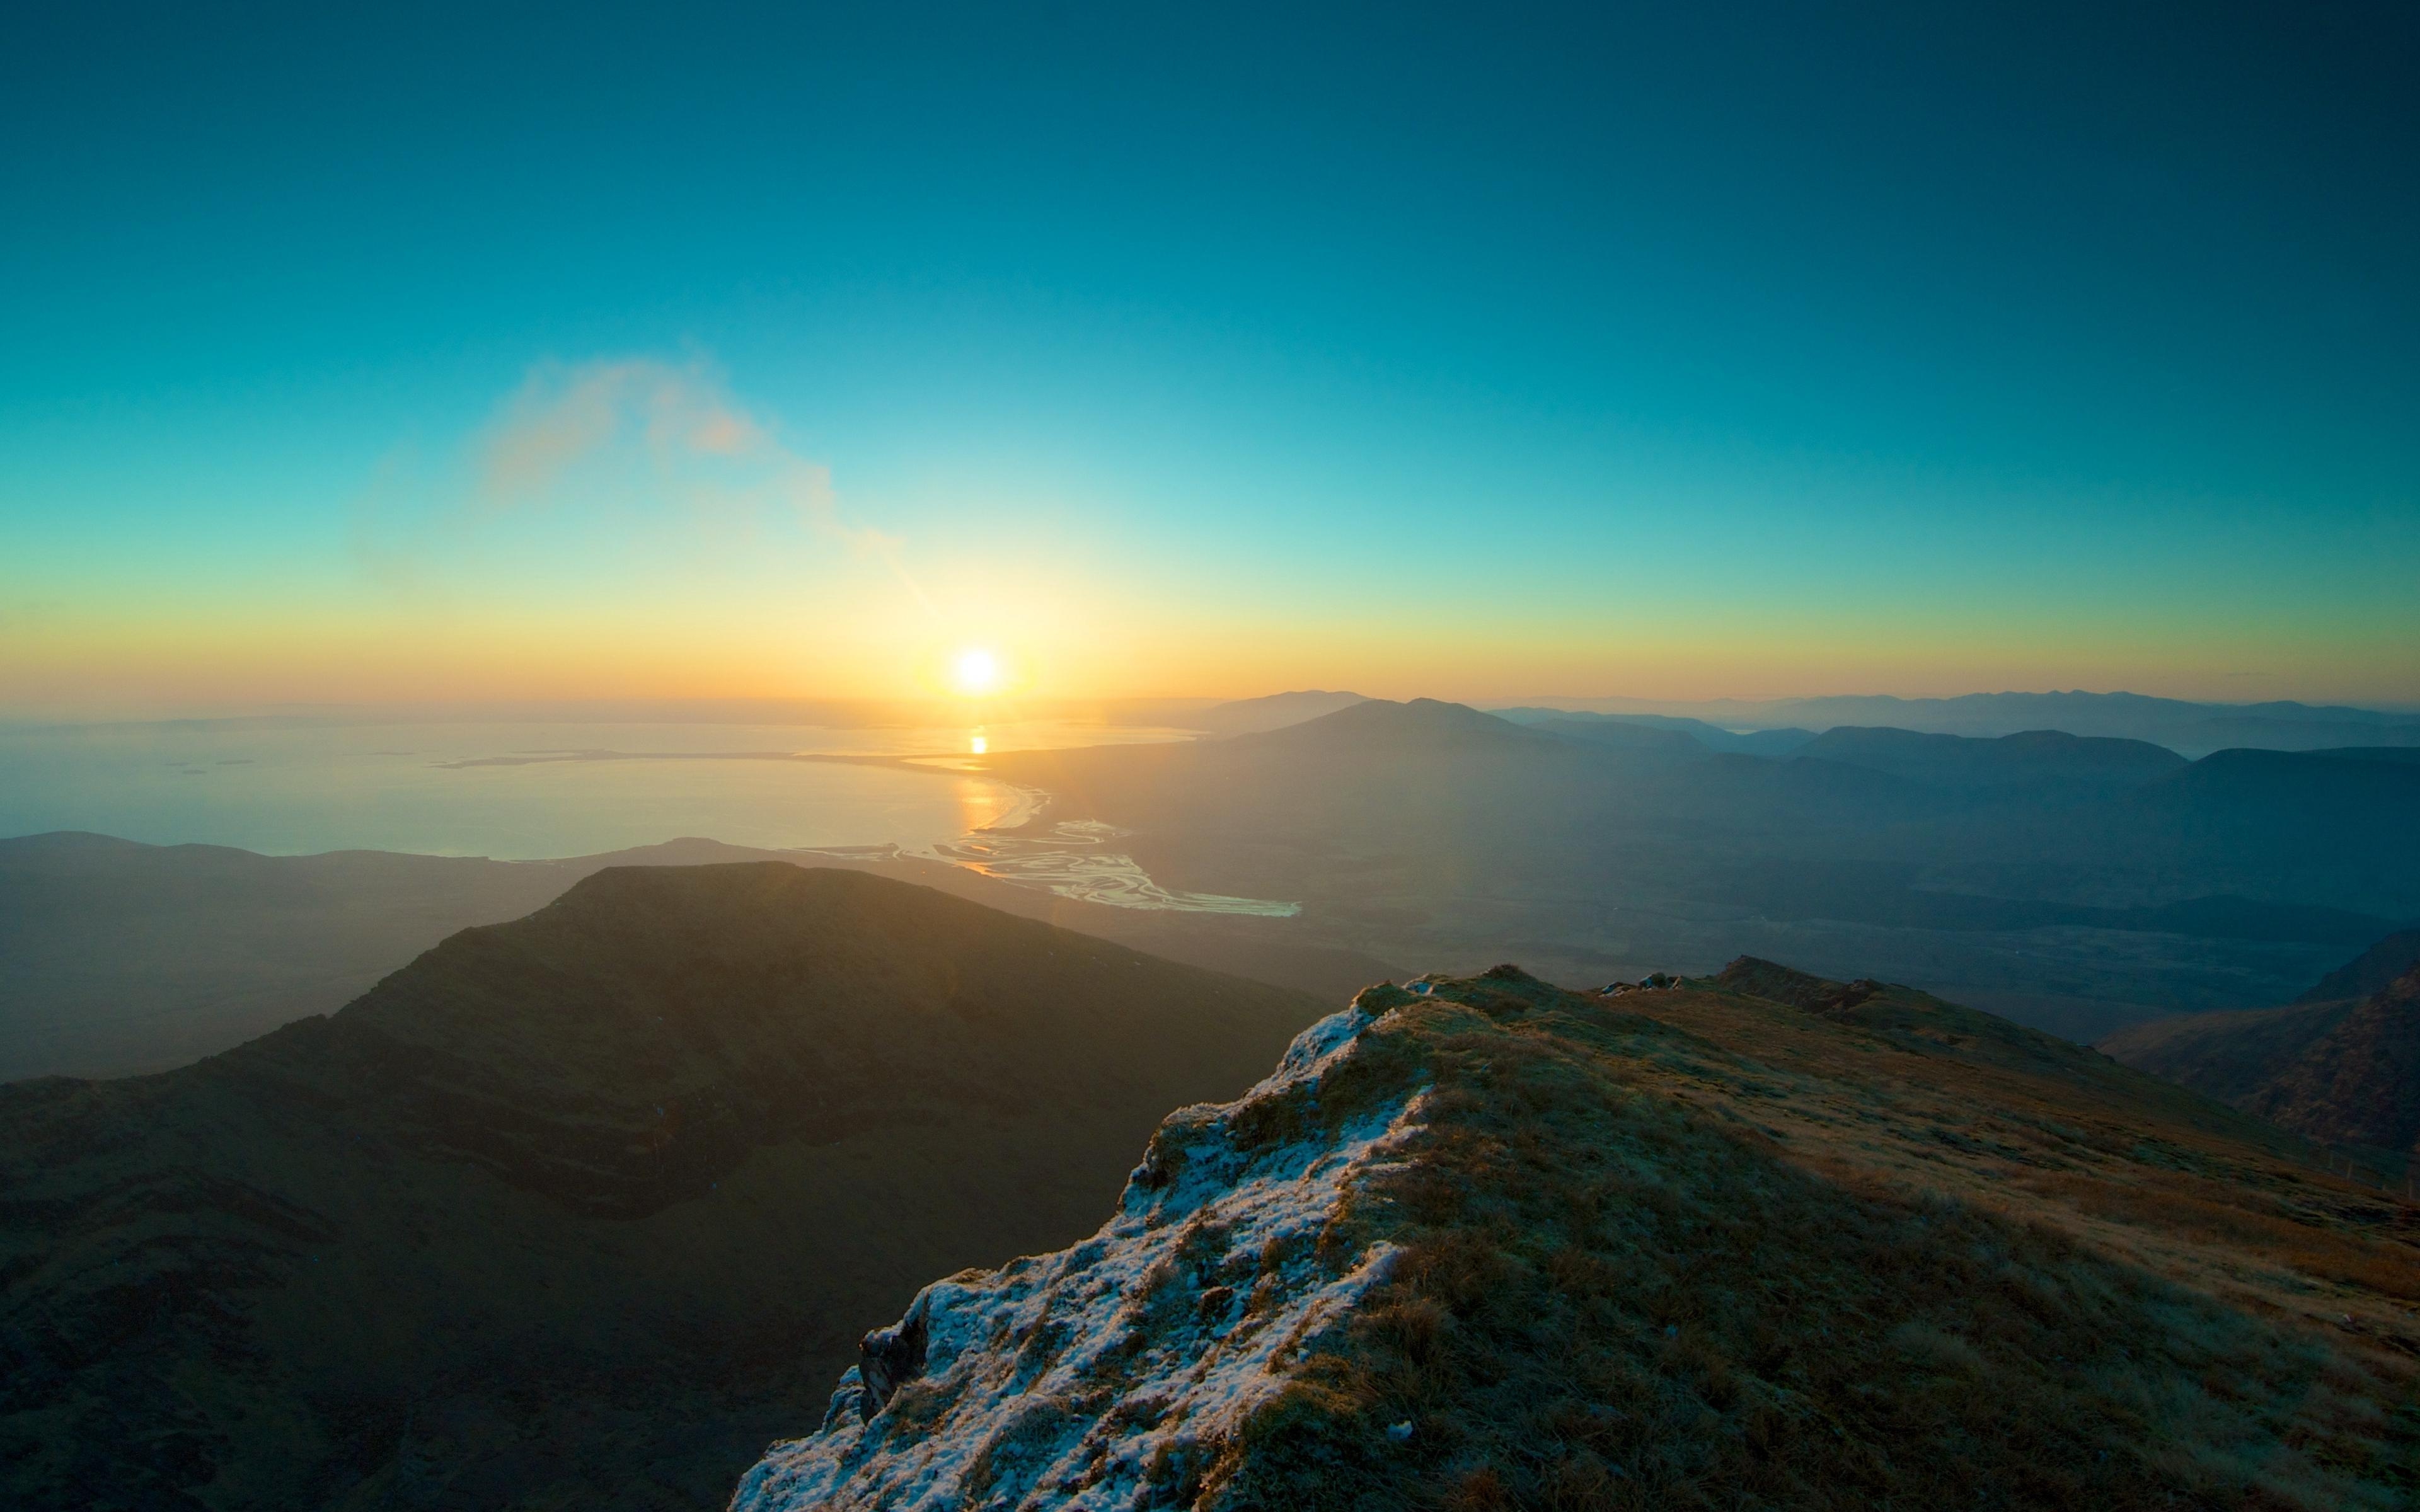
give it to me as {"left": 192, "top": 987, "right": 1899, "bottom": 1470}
{"left": 731, "top": 1003, "right": 1425, "bottom": 1510}
{"left": 857, "top": 1310, "right": 930, "bottom": 1416}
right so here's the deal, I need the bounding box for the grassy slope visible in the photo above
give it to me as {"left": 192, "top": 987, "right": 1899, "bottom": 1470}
{"left": 2100, "top": 1000, "right": 2360, "bottom": 1104}
{"left": 0, "top": 865, "right": 1323, "bottom": 1511}
{"left": 1197, "top": 966, "right": 2419, "bottom": 1510}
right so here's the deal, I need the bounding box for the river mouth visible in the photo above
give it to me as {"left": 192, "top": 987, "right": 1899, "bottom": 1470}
{"left": 919, "top": 816, "right": 1299, "bottom": 917}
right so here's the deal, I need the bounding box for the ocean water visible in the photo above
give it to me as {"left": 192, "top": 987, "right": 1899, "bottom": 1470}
{"left": 0, "top": 719, "right": 1180, "bottom": 862}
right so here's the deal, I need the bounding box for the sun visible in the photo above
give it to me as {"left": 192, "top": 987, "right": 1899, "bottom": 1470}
{"left": 950, "top": 646, "right": 1003, "bottom": 697}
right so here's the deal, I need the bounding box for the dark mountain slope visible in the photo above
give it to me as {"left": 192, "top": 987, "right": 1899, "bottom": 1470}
{"left": 734, "top": 965, "right": 2417, "bottom": 1509}
{"left": 2096, "top": 1000, "right": 2358, "bottom": 1106}
{"left": 0, "top": 832, "right": 576, "bottom": 1080}
{"left": 2103, "top": 959, "right": 2420, "bottom": 1166}
{"left": 0, "top": 832, "right": 1393, "bottom": 1082}
{"left": 1795, "top": 725, "right": 2186, "bottom": 794}
{"left": 0, "top": 865, "right": 1322, "bottom": 1510}
{"left": 2245, "top": 965, "right": 2420, "bottom": 1154}
{"left": 2300, "top": 925, "right": 2420, "bottom": 1003}
{"left": 1706, "top": 956, "right": 2295, "bottom": 1130}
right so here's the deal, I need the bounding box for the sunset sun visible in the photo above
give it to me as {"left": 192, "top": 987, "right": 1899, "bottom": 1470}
{"left": 950, "top": 646, "right": 1003, "bottom": 696}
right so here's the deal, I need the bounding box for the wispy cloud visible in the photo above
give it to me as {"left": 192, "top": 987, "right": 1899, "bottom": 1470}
{"left": 355, "top": 357, "right": 934, "bottom": 616}
{"left": 479, "top": 358, "right": 896, "bottom": 557}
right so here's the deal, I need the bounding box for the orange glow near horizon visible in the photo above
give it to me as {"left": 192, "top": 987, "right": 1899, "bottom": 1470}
{"left": 2, "top": 592, "right": 2416, "bottom": 719}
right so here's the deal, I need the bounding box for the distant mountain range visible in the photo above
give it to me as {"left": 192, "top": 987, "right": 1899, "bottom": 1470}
{"left": 1485, "top": 689, "right": 2420, "bottom": 757}
{"left": 1209, "top": 686, "right": 2420, "bottom": 757}
{"left": 989, "top": 697, "right": 2420, "bottom": 1038}
{"left": 1180, "top": 690, "right": 1370, "bottom": 738}
{"left": 0, "top": 865, "right": 1322, "bottom": 1509}
{"left": 735, "top": 959, "right": 2419, "bottom": 1509}
{"left": 12, "top": 694, "right": 2420, "bottom": 1086}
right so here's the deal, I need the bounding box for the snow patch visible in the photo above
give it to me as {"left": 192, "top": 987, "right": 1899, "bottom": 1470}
{"left": 729, "top": 1007, "right": 1424, "bottom": 1511}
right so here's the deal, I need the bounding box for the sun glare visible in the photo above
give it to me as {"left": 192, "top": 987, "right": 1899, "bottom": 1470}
{"left": 951, "top": 646, "right": 1003, "bottom": 696}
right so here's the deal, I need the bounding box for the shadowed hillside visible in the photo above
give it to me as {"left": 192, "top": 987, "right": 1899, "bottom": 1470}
{"left": 0, "top": 866, "right": 1322, "bottom": 1510}
{"left": 2300, "top": 926, "right": 2420, "bottom": 1003}
{"left": 2106, "top": 960, "right": 2420, "bottom": 1172}
{"left": 735, "top": 962, "right": 2418, "bottom": 1509}
{"left": 1792, "top": 725, "right": 2186, "bottom": 794}
{"left": 0, "top": 833, "right": 1395, "bottom": 1082}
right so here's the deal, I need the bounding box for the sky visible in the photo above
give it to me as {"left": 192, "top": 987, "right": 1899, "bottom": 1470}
{"left": 3, "top": 1, "right": 2416, "bottom": 715}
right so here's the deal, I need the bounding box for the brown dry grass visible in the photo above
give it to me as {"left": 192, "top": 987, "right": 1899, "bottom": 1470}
{"left": 1199, "top": 970, "right": 2420, "bottom": 1511}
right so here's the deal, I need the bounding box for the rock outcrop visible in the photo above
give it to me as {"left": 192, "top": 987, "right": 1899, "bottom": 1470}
{"left": 734, "top": 1001, "right": 1426, "bottom": 1508}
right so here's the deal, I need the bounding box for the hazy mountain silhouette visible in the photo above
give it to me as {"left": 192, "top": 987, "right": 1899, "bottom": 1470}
{"left": 0, "top": 833, "right": 574, "bottom": 1080}
{"left": 1182, "top": 689, "right": 1367, "bottom": 737}
{"left": 0, "top": 865, "right": 1321, "bottom": 1509}
{"left": 990, "top": 699, "right": 2420, "bottom": 1038}
{"left": 1492, "top": 707, "right": 1815, "bottom": 755}
{"left": 0, "top": 833, "right": 1396, "bottom": 1083}
{"left": 1523, "top": 716, "right": 1703, "bottom": 756}
{"left": 1793, "top": 726, "right": 2186, "bottom": 795}
{"left": 1495, "top": 690, "right": 2420, "bottom": 756}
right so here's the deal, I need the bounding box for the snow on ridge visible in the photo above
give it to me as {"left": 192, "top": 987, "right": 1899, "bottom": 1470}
{"left": 729, "top": 1003, "right": 1425, "bottom": 1512}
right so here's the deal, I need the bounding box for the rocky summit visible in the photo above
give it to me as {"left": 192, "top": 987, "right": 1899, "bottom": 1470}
{"left": 735, "top": 963, "right": 2419, "bottom": 1511}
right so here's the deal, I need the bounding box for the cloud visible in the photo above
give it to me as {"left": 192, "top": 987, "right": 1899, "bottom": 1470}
{"left": 476, "top": 358, "right": 897, "bottom": 559}
{"left": 356, "top": 357, "right": 931, "bottom": 615}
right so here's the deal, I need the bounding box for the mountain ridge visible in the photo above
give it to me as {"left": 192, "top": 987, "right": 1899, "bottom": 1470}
{"left": 735, "top": 962, "right": 2418, "bottom": 1509}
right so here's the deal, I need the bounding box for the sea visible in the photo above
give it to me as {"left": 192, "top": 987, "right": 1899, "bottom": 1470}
{"left": 0, "top": 717, "right": 1300, "bottom": 915}
{"left": 0, "top": 718, "right": 1158, "bottom": 860}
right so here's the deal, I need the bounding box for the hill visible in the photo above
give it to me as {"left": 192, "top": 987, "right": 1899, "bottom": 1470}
{"left": 2105, "top": 961, "right": 2420, "bottom": 1168}
{"left": 0, "top": 832, "right": 575, "bottom": 1080}
{"left": 0, "top": 832, "right": 1394, "bottom": 1082}
{"left": 1793, "top": 726, "right": 2186, "bottom": 794}
{"left": 2299, "top": 925, "right": 2420, "bottom": 1003}
{"left": 0, "top": 865, "right": 1322, "bottom": 1509}
{"left": 735, "top": 962, "right": 2418, "bottom": 1509}
{"left": 1182, "top": 690, "right": 1368, "bottom": 737}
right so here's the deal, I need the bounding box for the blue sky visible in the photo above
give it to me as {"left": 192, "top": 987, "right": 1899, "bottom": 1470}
{"left": 3, "top": 1, "right": 2415, "bottom": 711}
